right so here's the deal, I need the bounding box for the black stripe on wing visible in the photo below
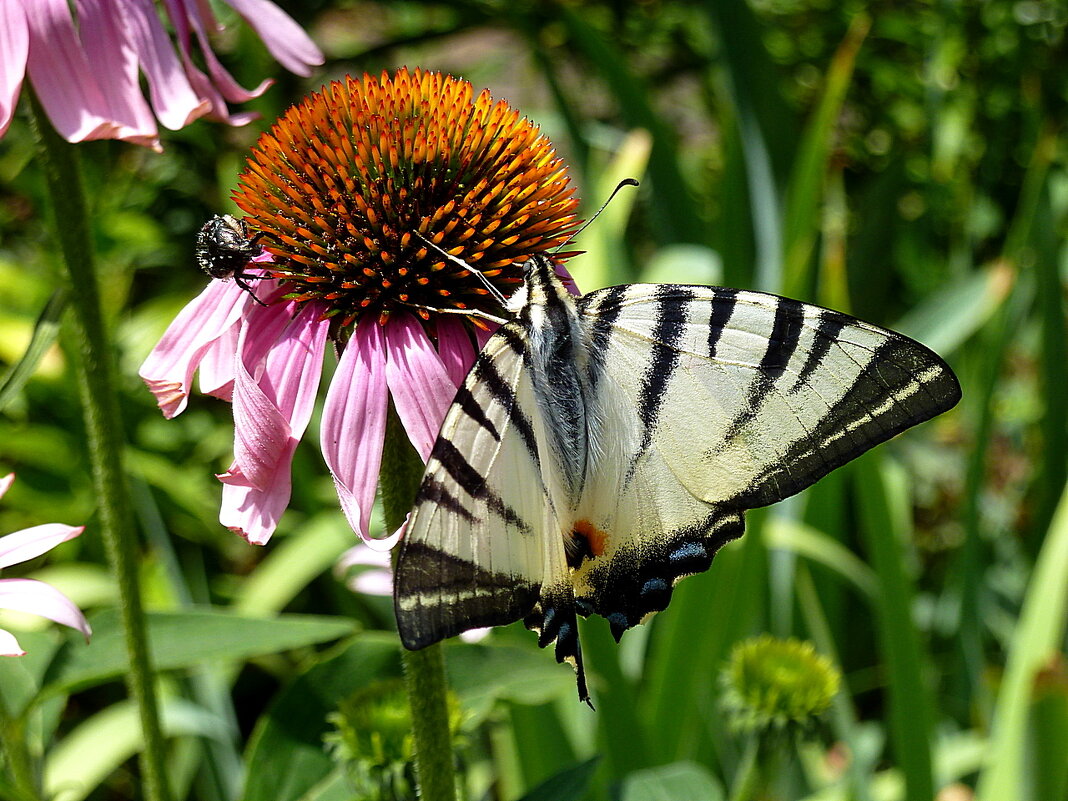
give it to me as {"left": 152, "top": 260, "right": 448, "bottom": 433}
{"left": 733, "top": 333, "right": 961, "bottom": 508}
{"left": 472, "top": 326, "right": 541, "bottom": 469}
{"left": 429, "top": 438, "right": 533, "bottom": 535}
{"left": 629, "top": 287, "right": 694, "bottom": 473}
{"left": 395, "top": 542, "right": 541, "bottom": 650}
{"left": 725, "top": 296, "right": 805, "bottom": 441}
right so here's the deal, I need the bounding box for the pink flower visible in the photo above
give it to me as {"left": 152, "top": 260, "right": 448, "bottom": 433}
{"left": 0, "top": 475, "right": 92, "bottom": 656}
{"left": 0, "top": 0, "right": 323, "bottom": 148}
{"left": 140, "top": 70, "right": 581, "bottom": 548}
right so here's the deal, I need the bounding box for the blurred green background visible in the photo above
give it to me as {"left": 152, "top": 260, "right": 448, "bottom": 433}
{"left": 1, "top": 1, "right": 1066, "bottom": 799}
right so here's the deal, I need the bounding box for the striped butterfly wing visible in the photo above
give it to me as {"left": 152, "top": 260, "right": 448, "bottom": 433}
{"left": 559, "top": 284, "right": 961, "bottom": 638}
{"left": 394, "top": 323, "right": 572, "bottom": 655}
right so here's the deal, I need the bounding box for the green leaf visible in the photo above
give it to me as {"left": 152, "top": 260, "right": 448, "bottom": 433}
{"left": 0, "top": 289, "right": 67, "bottom": 413}
{"left": 976, "top": 482, "right": 1068, "bottom": 801}
{"left": 764, "top": 517, "right": 878, "bottom": 601}
{"left": 855, "top": 455, "right": 935, "bottom": 801}
{"left": 44, "top": 697, "right": 229, "bottom": 801}
{"left": 515, "top": 756, "right": 601, "bottom": 801}
{"left": 41, "top": 609, "right": 356, "bottom": 695}
{"left": 444, "top": 641, "right": 576, "bottom": 719}
{"left": 620, "top": 761, "right": 724, "bottom": 801}
{"left": 243, "top": 634, "right": 402, "bottom": 801}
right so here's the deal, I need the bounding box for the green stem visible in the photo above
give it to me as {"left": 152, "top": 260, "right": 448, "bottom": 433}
{"left": 380, "top": 404, "right": 457, "bottom": 801}
{"left": 29, "top": 96, "right": 170, "bottom": 801}
{"left": 728, "top": 736, "right": 761, "bottom": 801}
{"left": 0, "top": 702, "right": 41, "bottom": 801}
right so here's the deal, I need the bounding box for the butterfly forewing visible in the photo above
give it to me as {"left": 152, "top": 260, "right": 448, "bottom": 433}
{"left": 394, "top": 259, "right": 961, "bottom": 704}
{"left": 394, "top": 322, "right": 569, "bottom": 650}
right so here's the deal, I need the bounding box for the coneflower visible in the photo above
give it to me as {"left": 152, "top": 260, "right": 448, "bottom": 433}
{"left": 140, "top": 68, "right": 581, "bottom": 545}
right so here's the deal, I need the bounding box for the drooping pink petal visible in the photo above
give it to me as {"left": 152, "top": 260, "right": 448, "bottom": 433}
{"left": 23, "top": 0, "right": 116, "bottom": 143}
{"left": 221, "top": 0, "right": 324, "bottom": 77}
{"left": 219, "top": 302, "right": 329, "bottom": 544}
{"left": 0, "top": 1, "right": 28, "bottom": 138}
{"left": 0, "top": 474, "right": 13, "bottom": 500}
{"left": 118, "top": 0, "right": 210, "bottom": 130}
{"left": 434, "top": 317, "right": 477, "bottom": 388}
{"left": 75, "top": 0, "right": 161, "bottom": 150}
{"left": 0, "top": 579, "right": 92, "bottom": 640}
{"left": 321, "top": 318, "right": 388, "bottom": 543}
{"left": 180, "top": 0, "right": 272, "bottom": 104}
{"left": 138, "top": 278, "right": 248, "bottom": 418}
{"left": 350, "top": 570, "right": 393, "bottom": 597}
{"left": 198, "top": 321, "right": 239, "bottom": 400}
{"left": 384, "top": 313, "right": 458, "bottom": 461}
{"left": 0, "top": 524, "right": 84, "bottom": 570}
{"left": 0, "top": 628, "right": 26, "bottom": 656}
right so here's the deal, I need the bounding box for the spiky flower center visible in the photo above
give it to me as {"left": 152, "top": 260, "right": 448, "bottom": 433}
{"left": 233, "top": 68, "right": 580, "bottom": 327}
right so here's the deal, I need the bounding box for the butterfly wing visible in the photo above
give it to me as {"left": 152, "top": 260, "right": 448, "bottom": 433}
{"left": 563, "top": 284, "right": 961, "bottom": 637}
{"left": 393, "top": 323, "right": 582, "bottom": 683}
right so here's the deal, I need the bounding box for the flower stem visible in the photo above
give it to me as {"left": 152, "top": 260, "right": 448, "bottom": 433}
{"left": 380, "top": 404, "right": 457, "bottom": 801}
{"left": 0, "top": 702, "right": 41, "bottom": 801}
{"left": 29, "top": 95, "right": 171, "bottom": 801}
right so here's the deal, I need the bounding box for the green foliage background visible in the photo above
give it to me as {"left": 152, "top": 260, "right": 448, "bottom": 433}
{"left": 1, "top": 1, "right": 1066, "bottom": 799}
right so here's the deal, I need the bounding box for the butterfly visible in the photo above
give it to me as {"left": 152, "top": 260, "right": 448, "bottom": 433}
{"left": 393, "top": 254, "right": 961, "bottom": 704}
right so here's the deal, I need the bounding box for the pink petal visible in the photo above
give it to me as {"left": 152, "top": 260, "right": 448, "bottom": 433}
{"left": 336, "top": 542, "right": 391, "bottom": 571}
{"left": 321, "top": 318, "right": 388, "bottom": 542}
{"left": 118, "top": 0, "right": 210, "bottom": 130}
{"left": 0, "top": 628, "right": 26, "bottom": 657}
{"left": 0, "top": 579, "right": 92, "bottom": 640}
{"left": 219, "top": 441, "right": 297, "bottom": 545}
{"left": 74, "top": 0, "right": 161, "bottom": 149}
{"left": 434, "top": 317, "right": 477, "bottom": 388}
{"left": 474, "top": 324, "right": 495, "bottom": 350}
{"left": 181, "top": 0, "right": 272, "bottom": 104}
{"left": 0, "top": 474, "right": 13, "bottom": 500}
{"left": 198, "top": 321, "right": 239, "bottom": 400}
{"left": 0, "top": 1, "right": 28, "bottom": 138}
{"left": 0, "top": 524, "right": 84, "bottom": 570}
{"left": 23, "top": 0, "right": 115, "bottom": 143}
{"left": 349, "top": 570, "right": 393, "bottom": 597}
{"left": 221, "top": 0, "right": 323, "bottom": 76}
{"left": 219, "top": 302, "right": 329, "bottom": 544}
{"left": 138, "top": 278, "right": 247, "bottom": 418}
{"left": 384, "top": 314, "right": 458, "bottom": 462}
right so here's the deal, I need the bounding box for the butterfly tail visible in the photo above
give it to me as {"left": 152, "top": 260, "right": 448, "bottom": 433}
{"left": 525, "top": 597, "right": 592, "bottom": 707}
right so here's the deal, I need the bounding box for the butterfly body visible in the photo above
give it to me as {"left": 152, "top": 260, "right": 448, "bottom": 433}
{"left": 394, "top": 256, "right": 960, "bottom": 704}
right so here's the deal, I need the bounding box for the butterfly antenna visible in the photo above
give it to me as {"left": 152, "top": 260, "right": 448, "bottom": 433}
{"left": 412, "top": 232, "right": 509, "bottom": 308}
{"left": 553, "top": 178, "right": 640, "bottom": 254}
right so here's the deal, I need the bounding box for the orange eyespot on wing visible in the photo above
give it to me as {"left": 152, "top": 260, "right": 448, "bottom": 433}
{"left": 564, "top": 519, "right": 609, "bottom": 569}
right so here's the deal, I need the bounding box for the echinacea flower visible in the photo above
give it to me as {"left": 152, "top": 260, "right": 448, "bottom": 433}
{"left": 0, "top": 0, "right": 323, "bottom": 148}
{"left": 721, "top": 635, "right": 840, "bottom": 736}
{"left": 140, "top": 68, "right": 581, "bottom": 546}
{"left": 0, "top": 474, "right": 91, "bottom": 656}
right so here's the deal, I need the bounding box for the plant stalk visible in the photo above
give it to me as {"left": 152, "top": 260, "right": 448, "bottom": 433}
{"left": 29, "top": 95, "right": 171, "bottom": 801}
{"left": 380, "top": 404, "right": 457, "bottom": 801}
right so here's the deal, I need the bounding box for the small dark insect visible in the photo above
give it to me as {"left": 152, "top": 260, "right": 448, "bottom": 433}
{"left": 195, "top": 214, "right": 272, "bottom": 305}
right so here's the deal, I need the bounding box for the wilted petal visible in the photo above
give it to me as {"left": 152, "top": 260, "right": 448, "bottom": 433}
{"left": 434, "top": 317, "right": 477, "bottom": 388}
{"left": 0, "top": 579, "right": 92, "bottom": 640}
{"left": 0, "top": 1, "right": 28, "bottom": 138}
{"left": 219, "top": 302, "right": 329, "bottom": 543}
{"left": 219, "top": 440, "right": 296, "bottom": 545}
{"left": 0, "top": 524, "right": 84, "bottom": 569}
{"left": 138, "top": 278, "right": 247, "bottom": 418}
{"left": 0, "top": 629, "right": 26, "bottom": 657}
{"left": 0, "top": 474, "right": 13, "bottom": 500}
{"left": 322, "top": 318, "right": 388, "bottom": 542}
{"left": 119, "top": 0, "right": 210, "bottom": 129}
{"left": 384, "top": 313, "right": 458, "bottom": 461}
{"left": 221, "top": 0, "right": 323, "bottom": 77}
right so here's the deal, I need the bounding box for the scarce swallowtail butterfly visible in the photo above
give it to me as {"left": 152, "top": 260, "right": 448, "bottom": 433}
{"left": 393, "top": 255, "right": 961, "bottom": 704}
